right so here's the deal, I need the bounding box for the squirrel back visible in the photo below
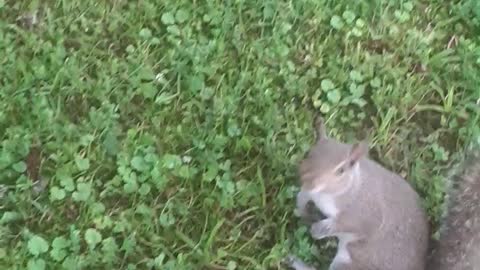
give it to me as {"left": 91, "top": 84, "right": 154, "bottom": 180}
{"left": 427, "top": 149, "right": 480, "bottom": 270}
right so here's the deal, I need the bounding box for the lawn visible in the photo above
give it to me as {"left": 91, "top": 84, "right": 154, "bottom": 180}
{"left": 0, "top": 0, "right": 479, "bottom": 269}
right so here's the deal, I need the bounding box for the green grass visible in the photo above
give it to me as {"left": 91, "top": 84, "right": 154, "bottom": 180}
{"left": 0, "top": 0, "right": 479, "bottom": 269}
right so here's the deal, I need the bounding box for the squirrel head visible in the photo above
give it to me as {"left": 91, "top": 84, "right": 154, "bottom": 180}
{"left": 298, "top": 117, "right": 369, "bottom": 193}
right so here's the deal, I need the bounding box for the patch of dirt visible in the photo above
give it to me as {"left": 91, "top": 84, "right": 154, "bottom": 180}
{"left": 25, "top": 144, "right": 42, "bottom": 182}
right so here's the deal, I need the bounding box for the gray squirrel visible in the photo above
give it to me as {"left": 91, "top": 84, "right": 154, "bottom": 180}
{"left": 426, "top": 147, "right": 480, "bottom": 270}
{"left": 284, "top": 117, "right": 480, "bottom": 270}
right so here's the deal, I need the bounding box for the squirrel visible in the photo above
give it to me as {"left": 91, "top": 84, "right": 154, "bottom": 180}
{"left": 284, "top": 117, "right": 434, "bottom": 270}
{"left": 426, "top": 147, "right": 480, "bottom": 270}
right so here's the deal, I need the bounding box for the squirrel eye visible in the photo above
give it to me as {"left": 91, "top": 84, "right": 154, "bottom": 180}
{"left": 336, "top": 167, "right": 345, "bottom": 175}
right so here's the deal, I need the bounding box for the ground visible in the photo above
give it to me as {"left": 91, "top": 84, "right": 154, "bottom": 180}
{"left": 0, "top": 0, "right": 479, "bottom": 269}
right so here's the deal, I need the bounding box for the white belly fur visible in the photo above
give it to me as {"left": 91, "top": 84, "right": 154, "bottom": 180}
{"left": 333, "top": 233, "right": 355, "bottom": 264}
{"left": 308, "top": 192, "right": 355, "bottom": 267}
{"left": 309, "top": 192, "right": 338, "bottom": 218}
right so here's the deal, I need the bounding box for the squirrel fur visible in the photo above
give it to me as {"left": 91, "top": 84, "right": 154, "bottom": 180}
{"left": 426, "top": 148, "right": 480, "bottom": 270}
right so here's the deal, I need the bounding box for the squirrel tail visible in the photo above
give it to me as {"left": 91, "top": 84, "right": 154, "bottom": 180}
{"left": 426, "top": 147, "right": 480, "bottom": 270}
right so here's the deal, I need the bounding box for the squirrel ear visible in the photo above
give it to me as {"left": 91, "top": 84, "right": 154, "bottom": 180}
{"left": 315, "top": 116, "right": 327, "bottom": 141}
{"left": 348, "top": 141, "right": 368, "bottom": 165}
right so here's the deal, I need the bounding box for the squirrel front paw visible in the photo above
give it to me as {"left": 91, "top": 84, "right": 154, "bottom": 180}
{"left": 281, "top": 255, "right": 297, "bottom": 267}
{"left": 281, "top": 255, "right": 315, "bottom": 270}
{"left": 310, "top": 219, "right": 334, "bottom": 240}
{"left": 295, "top": 201, "right": 325, "bottom": 225}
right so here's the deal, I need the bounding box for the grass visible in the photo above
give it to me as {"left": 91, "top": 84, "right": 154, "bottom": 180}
{"left": 0, "top": 0, "right": 479, "bottom": 269}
